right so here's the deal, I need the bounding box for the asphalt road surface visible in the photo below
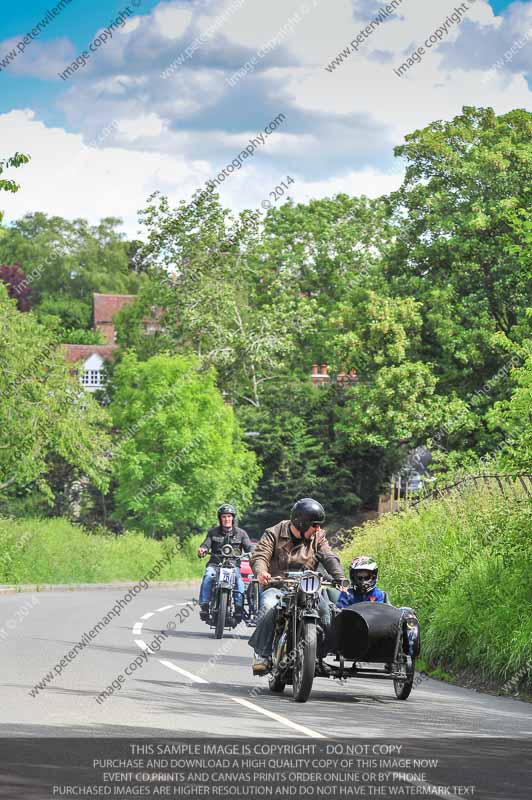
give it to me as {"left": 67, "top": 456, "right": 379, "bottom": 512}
{"left": 1, "top": 584, "right": 531, "bottom": 740}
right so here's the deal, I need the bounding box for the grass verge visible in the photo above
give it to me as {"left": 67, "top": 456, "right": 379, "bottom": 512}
{"left": 339, "top": 482, "right": 532, "bottom": 697}
{"left": 0, "top": 517, "right": 204, "bottom": 585}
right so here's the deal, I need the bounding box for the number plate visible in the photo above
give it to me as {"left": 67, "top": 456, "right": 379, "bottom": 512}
{"left": 219, "top": 568, "right": 235, "bottom": 585}
{"left": 299, "top": 574, "right": 321, "bottom": 594}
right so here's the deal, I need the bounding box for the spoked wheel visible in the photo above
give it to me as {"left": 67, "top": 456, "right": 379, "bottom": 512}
{"left": 394, "top": 655, "right": 415, "bottom": 700}
{"left": 292, "top": 620, "right": 317, "bottom": 703}
{"left": 214, "top": 591, "right": 228, "bottom": 639}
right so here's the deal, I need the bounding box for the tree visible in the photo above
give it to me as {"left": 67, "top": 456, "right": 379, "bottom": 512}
{"left": 0, "top": 284, "right": 110, "bottom": 498}
{"left": 0, "top": 264, "right": 32, "bottom": 311}
{"left": 387, "top": 106, "right": 532, "bottom": 396}
{"left": 109, "top": 351, "right": 260, "bottom": 536}
{"left": 487, "top": 351, "right": 532, "bottom": 472}
{"left": 124, "top": 190, "right": 303, "bottom": 407}
{"left": 0, "top": 152, "right": 30, "bottom": 223}
{"left": 382, "top": 106, "right": 532, "bottom": 466}
{"left": 0, "top": 213, "right": 147, "bottom": 307}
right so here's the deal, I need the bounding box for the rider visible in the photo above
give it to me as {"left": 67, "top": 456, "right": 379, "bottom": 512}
{"left": 248, "top": 498, "right": 346, "bottom": 674}
{"left": 336, "top": 556, "right": 390, "bottom": 607}
{"left": 198, "top": 503, "right": 252, "bottom": 622}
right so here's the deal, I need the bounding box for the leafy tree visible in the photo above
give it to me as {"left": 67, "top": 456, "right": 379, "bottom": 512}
{"left": 109, "top": 351, "right": 260, "bottom": 536}
{"left": 0, "top": 152, "right": 30, "bottom": 223}
{"left": 487, "top": 352, "right": 532, "bottom": 472}
{"left": 34, "top": 294, "right": 92, "bottom": 330}
{"left": 253, "top": 194, "right": 392, "bottom": 367}
{"left": 0, "top": 264, "right": 32, "bottom": 311}
{"left": 0, "top": 213, "right": 146, "bottom": 305}
{"left": 387, "top": 106, "right": 532, "bottom": 395}
{"left": 124, "top": 191, "right": 303, "bottom": 407}
{"left": 0, "top": 285, "right": 110, "bottom": 498}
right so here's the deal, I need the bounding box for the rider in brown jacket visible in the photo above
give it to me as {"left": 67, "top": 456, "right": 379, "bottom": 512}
{"left": 248, "top": 498, "right": 346, "bottom": 673}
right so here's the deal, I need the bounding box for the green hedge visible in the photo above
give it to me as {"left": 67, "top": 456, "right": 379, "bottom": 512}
{"left": 339, "top": 485, "right": 532, "bottom": 694}
{"left": 0, "top": 517, "right": 204, "bottom": 585}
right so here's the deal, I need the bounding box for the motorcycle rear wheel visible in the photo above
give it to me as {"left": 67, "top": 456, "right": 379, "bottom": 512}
{"left": 292, "top": 620, "right": 317, "bottom": 703}
{"left": 215, "top": 591, "right": 228, "bottom": 639}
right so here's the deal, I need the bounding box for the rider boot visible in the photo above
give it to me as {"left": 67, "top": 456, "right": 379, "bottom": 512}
{"left": 233, "top": 604, "right": 244, "bottom": 624}
{"left": 200, "top": 603, "right": 210, "bottom": 621}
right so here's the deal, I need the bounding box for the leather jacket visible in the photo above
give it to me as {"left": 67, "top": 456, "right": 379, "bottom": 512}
{"left": 250, "top": 520, "right": 344, "bottom": 582}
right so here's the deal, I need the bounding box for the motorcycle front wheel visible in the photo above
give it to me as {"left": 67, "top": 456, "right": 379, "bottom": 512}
{"left": 292, "top": 619, "right": 317, "bottom": 703}
{"left": 215, "top": 590, "right": 228, "bottom": 639}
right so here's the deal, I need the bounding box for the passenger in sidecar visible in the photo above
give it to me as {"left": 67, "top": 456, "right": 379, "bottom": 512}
{"left": 319, "top": 556, "right": 421, "bottom": 699}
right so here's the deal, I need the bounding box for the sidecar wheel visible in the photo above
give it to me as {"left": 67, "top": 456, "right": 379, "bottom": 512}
{"left": 394, "top": 656, "right": 415, "bottom": 700}
{"left": 292, "top": 620, "right": 317, "bottom": 703}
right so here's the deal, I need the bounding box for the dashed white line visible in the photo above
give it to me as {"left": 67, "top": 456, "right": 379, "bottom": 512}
{"left": 231, "top": 696, "right": 325, "bottom": 738}
{"left": 133, "top": 604, "right": 326, "bottom": 739}
{"left": 159, "top": 659, "right": 209, "bottom": 684}
{"left": 132, "top": 622, "right": 143, "bottom": 635}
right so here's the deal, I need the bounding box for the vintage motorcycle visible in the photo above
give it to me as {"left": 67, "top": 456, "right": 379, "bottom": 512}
{"left": 239, "top": 554, "right": 260, "bottom": 627}
{"left": 207, "top": 543, "right": 243, "bottom": 639}
{"left": 266, "top": 569, "right": 420, "bottom": 703}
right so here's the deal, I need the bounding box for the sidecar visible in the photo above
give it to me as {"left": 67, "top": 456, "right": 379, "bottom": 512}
{"left": 320, "top": 602, "right": 421, "bottom": 699}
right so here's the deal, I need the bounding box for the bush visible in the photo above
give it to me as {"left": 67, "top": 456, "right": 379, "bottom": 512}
{"left": 339, "top": 482, "right": 532, "bottom": 692}
{"left": 0, "top": 517, "right": 204, "bottom": 585}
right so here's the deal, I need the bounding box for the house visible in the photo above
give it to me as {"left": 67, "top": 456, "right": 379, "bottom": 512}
{"left": 310, "top": 364, "right": 358, "bottom": 386}
{"left": 93, "top": 293, "right": 136, "bottom": 344}
{"left": 64, "top": 293, "right": 159, "bottom": 392}
{"left": 63, "top": 344, "right": 117, "bottom": 392}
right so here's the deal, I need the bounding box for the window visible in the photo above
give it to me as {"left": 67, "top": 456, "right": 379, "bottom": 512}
{"left": 81, "top": 369, "right": 104, "bottom": 387}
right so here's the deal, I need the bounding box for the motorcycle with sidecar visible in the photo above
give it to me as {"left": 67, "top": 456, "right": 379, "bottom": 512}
{"left": 264, "top": 570, "right": 420, "bottom": 702}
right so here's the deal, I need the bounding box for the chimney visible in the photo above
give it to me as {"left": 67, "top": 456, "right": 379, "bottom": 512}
{"left": 349, "top": 368, "right": 358, "bottom": 382}
{"left": 310, "top": 363, "right": 330, "bottom": 387}
{"left": 337, "top": 367, "right": 347, "bottom": 384}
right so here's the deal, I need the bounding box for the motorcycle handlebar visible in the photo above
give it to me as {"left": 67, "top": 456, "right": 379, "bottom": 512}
{"left": 267, "top": 575, "right": 337, "bottom": 587}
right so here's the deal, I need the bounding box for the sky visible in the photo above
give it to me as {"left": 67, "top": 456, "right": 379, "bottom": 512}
{"left": 0, "top": 0, "right": 530, "bottom": 237}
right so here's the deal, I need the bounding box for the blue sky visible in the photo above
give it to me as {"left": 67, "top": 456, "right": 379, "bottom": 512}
{"left": 0, "top": 0, "right": 529, "bottom": 235}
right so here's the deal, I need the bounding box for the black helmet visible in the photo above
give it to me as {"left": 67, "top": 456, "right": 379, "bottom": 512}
{"left": 290, "top": 498, "right": 325, "bottom": 534}
{"left": 349, "top": 556, "right": 378, "bottom": 595}
{"left": 217, "top": 503, "right": 236, "bottom": 525}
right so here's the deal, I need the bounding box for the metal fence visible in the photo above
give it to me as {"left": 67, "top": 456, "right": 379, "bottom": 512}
{"left": 408, "top": 473, "right": 532, "bottom": 512}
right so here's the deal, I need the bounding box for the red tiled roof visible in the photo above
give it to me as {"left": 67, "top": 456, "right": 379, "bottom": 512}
{"left": 93, "top": 293, "right": 136, "bottom": 325}
{"left": 62, "top": 344, "right": 118, "bottom": 364}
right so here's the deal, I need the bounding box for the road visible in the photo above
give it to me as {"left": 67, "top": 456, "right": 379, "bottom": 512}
{"left": 1, "top": 584, "right": 531, "bottom": 738}
{"left": 1, "top": 585, "right": 531, "bottom": 798}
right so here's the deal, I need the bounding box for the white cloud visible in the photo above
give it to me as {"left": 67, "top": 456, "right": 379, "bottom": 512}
{"left": 0, "top": 0, "right": 530, "bottom": 234}
{"left": 153, "top": 4, "right": 193, "bottom": 40}
{"left": 0, "top": 110, "right": 206, "bottom": 237}
{"left": 116, "top": 112, "right": 166, "bottom": 140}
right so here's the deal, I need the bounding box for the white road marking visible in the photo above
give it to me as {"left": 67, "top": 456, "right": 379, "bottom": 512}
{"left": 231, "top": 696, "right": 325, "bottom": 739}
{"left": 159, "top": 659, "right": 209, "bottom": 684}
{"left": 132, "top": 622, "right": 143, "bottom": 635}
{"left": 132, "top": 606, "right": 325, "bottom": 738}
